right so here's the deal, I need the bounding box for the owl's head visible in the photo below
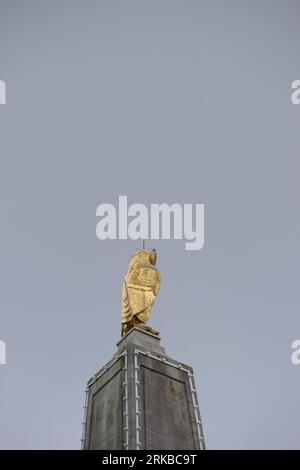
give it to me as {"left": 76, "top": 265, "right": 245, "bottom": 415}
{"left": 128, "top": 248, "right": 157, "bottom": 270}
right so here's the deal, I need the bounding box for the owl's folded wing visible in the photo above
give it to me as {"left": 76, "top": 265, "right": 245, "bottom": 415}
{"left": 121, "top": 282, "right": 133, "bottom": 324}
{"left": 125, "top": 265, "right": 160, "bottom": 316}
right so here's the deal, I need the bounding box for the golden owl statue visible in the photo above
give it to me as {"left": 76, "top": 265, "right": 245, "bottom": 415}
{"left": 121, "top": 248, "right": 161, "bottom": 336}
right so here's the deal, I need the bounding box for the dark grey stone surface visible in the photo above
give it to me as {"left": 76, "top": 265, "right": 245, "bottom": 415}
{"left": 83, "top": 355, "right": 124, "bottom": 450}
{"left": 82, "top": 328, "right": 205, "bottom": 450}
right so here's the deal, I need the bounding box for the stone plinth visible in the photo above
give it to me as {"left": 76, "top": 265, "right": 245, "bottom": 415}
{"left": 82, "top": 328, "right": 205, "bottom": 450}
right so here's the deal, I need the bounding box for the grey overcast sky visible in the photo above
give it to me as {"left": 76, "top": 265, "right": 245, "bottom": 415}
{"left": 0, "top": 0, "right": 300, "bottom": 449}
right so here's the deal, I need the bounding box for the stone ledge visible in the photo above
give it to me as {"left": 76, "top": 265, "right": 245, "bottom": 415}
{"left": 116, "top": 327, "right": 167, "bottom": 356}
